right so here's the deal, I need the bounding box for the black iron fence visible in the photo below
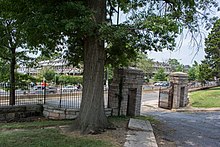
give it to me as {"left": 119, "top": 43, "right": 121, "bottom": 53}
{"left": 2, "top": 80, "right": 216, "bottom": 109}
{"left": 187, "top": 81, "right": 218, "bottom": 89}
{"left": 0, "top": 83, "right": 109, "bottom": 109}
{"left": 0, "top": 84, "right": 83, "bottom": 108}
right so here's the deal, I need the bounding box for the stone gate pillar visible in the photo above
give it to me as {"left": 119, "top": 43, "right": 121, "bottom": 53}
{"left": 170, "top": 72, "right": 189, "bottom": 109}
{"left": 108, "top": 68, "right": 144, "bottom": 116}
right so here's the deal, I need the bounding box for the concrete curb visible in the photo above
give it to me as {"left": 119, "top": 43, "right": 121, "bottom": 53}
{"left": 173, "top": 107, "right": 220, "bottom": 112}
{"left": 124, "top": 118, "right": 158, "bottom": 147}
{"left": 142, "top": 104, "right": 220, "bottom": 113}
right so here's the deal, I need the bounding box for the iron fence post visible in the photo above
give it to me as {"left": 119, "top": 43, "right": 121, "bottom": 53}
{"left": 59, "top": 84, "right": 62, "bottom": 108}
{"left": 43, "top": 81, "right": 46, "bottom": 104}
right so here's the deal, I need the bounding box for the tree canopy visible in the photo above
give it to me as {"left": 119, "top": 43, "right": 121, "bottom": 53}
{"left": 204, "top": 19, "right": 220, "bottom": 79}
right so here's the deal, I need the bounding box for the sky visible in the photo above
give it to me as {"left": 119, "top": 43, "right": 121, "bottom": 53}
{"left": 148, "top": 33, "right": 207, "bottom": 65}
{"left": 114, "top": 1, "right": 220, "bottom": 66}
{"left": 148, "top": 7, "right": 220, "bottom": 65}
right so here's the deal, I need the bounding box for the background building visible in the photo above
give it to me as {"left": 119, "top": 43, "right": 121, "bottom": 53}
{"left": 17, "top": 59, "right": 83, "bottom": 76}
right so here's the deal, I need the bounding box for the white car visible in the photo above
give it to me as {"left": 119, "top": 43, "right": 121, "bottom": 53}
{"left": 62, "top": 85, "right": 78, "bottom": 92}
{"left": 154, "top": 82, "right": 169, "bottom": 87}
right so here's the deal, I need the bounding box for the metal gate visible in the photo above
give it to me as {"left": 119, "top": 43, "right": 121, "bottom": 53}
{"left": 158, "top": 83, "right": 174, "bottom": 109}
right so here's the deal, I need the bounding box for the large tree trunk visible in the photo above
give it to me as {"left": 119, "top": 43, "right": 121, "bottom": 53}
{"left": 77, "top": 0, "right": 108, "bottom": 134}
{"left": 9, "top": 48, "right": 16, "bottom": 105}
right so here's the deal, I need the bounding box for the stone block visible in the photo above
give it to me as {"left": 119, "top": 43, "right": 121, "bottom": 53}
{"left": 49, "top": 112, "right": 59, "bottom": 118}
{"left": 0, "top": 106, "right": 25, "bottom": 113}
{"left": 52, "top": 109, "right": 65, "bottom": 114}
{"left": 66, "top": 108, "right": 79, "bottom": 112}
{"left": 59, "top": 114, "right": 66, "bottom": 120}
{"left": 45, "top": 105, "right": 56, "bottom": 110}
{"left": 65, "top": 114, "right": 77, "bottom": 119}
{"left": 66, "top": 109, "right": 78, "bottom": 115}
{"left": 43, "top": 111, "right": 49, "bottom": 117}
{"left": 15, "top": 112, "right": 26, "bottom": 118}
{"left": 124, "top": 130, "right": 158, "bottom": 147}
{"left": 0, "top": 114, "right": 6, "bottom": 120}
{"left": 75, "top": 111, "right": 79, "bottom": 116}
{"left": 43, "top": 104, "right": 49, "bottom": 109}
{"left": 128, "top": 118, "right": 153, "bottom": 131}
{"left": 26, "top": 104, "right": 43, "bottom": 112}
{"left": 48, "top": 116, "right": 57, "bottom": 119}
{"left": 6, "top": 113, "right": 15, "bottom": 119}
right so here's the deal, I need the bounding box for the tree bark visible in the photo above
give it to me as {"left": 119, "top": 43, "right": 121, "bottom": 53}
{"left": 9, "top": 48, "right": 16, "bottom": 105}
{"left": 77, "top": 0, "right": 108, "bottom": 134}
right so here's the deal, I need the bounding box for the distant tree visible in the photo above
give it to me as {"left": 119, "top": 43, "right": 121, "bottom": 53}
{"left": 188, "top": 65, "right": 197, "bottom": 81}
{"left": 0, "top": 59, "right": 38, "bottom": 86}
{"left": 132, "top": 53, "right": 154, "bottom": 74}
{"left": 168, "top": 58, "right": 184, "bottom": 72}
{"left": 38, "top": 68, "right": 56, "bottom": 83}
{"left": 129, "top": 52, "right": 153, "bottom": 82}
{"left": 43, "top": 70, "right": 56, "bottom": 83}
{"left": 0, "top": 59, "right": 10, "bottom": 82}
{"left": 204, "top": 19, "right": 220, "bottom": 79}
{"left": 176, "top": 64, "right": 185, "bottom": 72}
{"left": 58, "top": 75, "right": 83, "bottom": 85}
{"left": 15, "top": 73, "right": 39, "bottom": 89}
{"left": 195, "top": 62, "right": 213, "bottom": 85}
{"left": 154, "top": 68, "right": 167, "bottom": 81}
{"left": 188, "top": 67, "right": 196, "bottom": 81}
{"left": 0, "top": 16, "right": 35, "bottom": 105}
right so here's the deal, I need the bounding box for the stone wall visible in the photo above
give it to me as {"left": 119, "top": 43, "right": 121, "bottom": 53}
{"left": 43, "top": 105, "right": 112, "bottom": 120}
{"left": 0, "top": 104, "right": 43, "bottom": 121}
{"left": 108, "top": 68, "right": 144, "bottom": 116}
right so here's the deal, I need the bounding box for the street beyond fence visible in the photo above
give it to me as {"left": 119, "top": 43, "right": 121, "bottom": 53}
{"left": 0, "top": 81, "right": 218, "bottom": 109}
{"left": 0, "top": 84, "right": 108, "bottom": 108}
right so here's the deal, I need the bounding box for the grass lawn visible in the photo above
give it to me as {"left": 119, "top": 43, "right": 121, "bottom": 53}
{"left": 0, "top": 128, "right": 115, "bottom": 147}
{"left": 0, "top": 115, "right": 159, "bottom": 147}
{"left": 189, "top": 86, "right": 220, "bottom": 108}
{"left": 0, "top": 117, "right": 130, "bottom": 147}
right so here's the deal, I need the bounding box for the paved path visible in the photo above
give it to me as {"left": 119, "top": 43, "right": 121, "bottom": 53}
{"left": 124, "top": 118, "right": 158, "bottom": 147}
{"left": 141, "top": 90, "right": 220, "bottom": 147}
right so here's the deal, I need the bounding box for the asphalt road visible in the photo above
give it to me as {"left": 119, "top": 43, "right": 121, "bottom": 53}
{"left": 141, "top": 91, "right": 220, "bottom": 147}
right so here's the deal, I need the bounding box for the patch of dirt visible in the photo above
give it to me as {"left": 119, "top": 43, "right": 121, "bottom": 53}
{"left": 60, "top": 119, "right": 128, "bottom": 147}
{"left": 151, "top": 121, "right": 177, "bottom": 147}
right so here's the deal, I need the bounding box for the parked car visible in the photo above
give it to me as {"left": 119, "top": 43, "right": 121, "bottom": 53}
{"left": 154, "top": 81, "right": 169, "bottom": 87}
{"left": 162, "top": 82, "right": 169, "bottom": 87}
{"left": 30, "top": 85, "right": 57, "bottom": 94}
{"left": 62, "top": 85, "right": 78, "bottom": 92}
{"left": 15, "top": 89, "right": 28, "bottom": 95}
{"left": 47, "top": 86, "right": 57, "bottom": 94}
{"left": 154, "top": 82, "right": 162, "bottom": 86}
